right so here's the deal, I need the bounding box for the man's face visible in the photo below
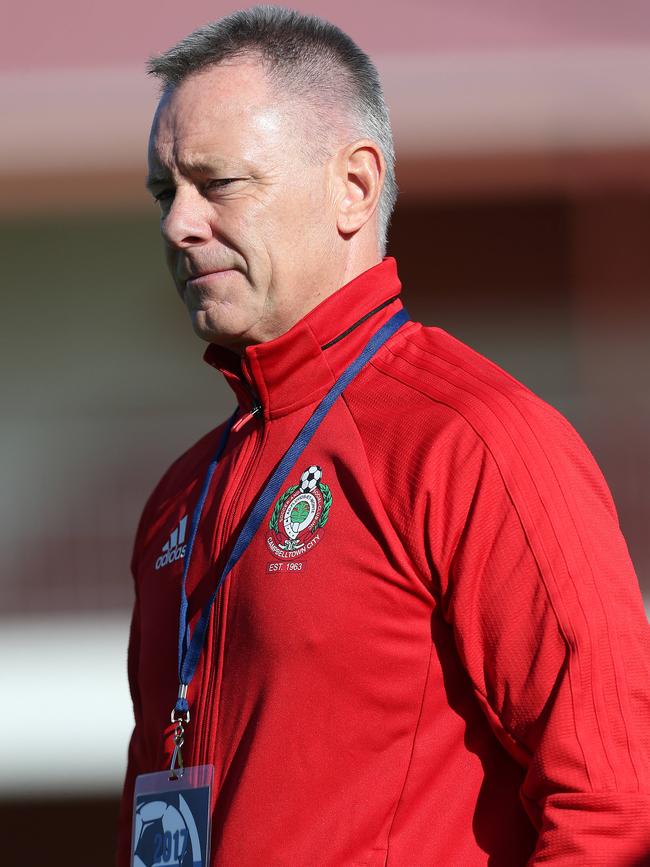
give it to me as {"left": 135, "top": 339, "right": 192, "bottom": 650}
{"left": 146, "top": 61, "right": 341, "bottom": 350}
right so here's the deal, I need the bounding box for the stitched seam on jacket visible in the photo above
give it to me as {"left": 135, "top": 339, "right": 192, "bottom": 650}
{"left": 384, "top": 641, "right": 436, "bottom": 865}
{"left": 338, "top": 384, "right": 430, "bottom": 594}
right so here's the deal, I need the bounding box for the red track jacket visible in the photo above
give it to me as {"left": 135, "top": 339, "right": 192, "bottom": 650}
{"left": 117, "top": 258, "right": 650, "bottom": 865}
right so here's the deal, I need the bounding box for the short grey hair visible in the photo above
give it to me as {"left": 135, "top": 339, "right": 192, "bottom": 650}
{"left": 147, "top": 5, "right": 398, "bottom": 255}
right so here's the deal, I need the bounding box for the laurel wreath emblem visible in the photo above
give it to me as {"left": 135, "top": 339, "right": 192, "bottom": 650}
{"left": 316, "top": 482, "right": 332, "bottom": 530}
{"left": 269, "top": 482, "right": 332, "bottom": 533}
{"left": 269, "top": 484, "right": 299, "bottom": 533}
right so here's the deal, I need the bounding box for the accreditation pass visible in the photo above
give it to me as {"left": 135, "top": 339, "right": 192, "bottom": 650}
{"left": 131, "top": 764, "right": 213, "bottom": 867}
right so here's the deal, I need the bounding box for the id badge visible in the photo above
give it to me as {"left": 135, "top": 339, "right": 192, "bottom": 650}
{"left": 131, "top": 764, "right": 213, "bottom": 867}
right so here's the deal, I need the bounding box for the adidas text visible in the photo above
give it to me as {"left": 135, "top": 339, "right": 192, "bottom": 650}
{"left": 155, "top": 515, "right": 188, "bottom": 571}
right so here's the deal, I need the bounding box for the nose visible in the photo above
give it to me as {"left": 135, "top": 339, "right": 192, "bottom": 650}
{"left": 161, "top": 186, "right": 212, "bottom": 249}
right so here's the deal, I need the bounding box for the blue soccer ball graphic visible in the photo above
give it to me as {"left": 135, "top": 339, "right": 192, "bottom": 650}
{"left": 133, "top": 794, "right": 201, "bottom": 866}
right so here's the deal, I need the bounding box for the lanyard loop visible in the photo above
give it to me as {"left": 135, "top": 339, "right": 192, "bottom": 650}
{"left": 172, "top": 308, "right": 409, "bottom": 722}
{"left": 169, "top": 713, "right": 186, "bottom": 777}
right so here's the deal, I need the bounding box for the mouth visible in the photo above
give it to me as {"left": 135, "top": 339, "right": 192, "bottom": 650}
{"left": 185, "top": 267, "right": 237, "bottom": 279}
{"left": 184, "top": 269, "right": 239, "bottom": 289}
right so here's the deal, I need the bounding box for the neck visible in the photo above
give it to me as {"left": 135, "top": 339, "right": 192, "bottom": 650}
{"left": 333, "top": 251, "right": 383, "bottom": 297}
{"left": 286, "top": 243, "right": 384, "bottom": 339}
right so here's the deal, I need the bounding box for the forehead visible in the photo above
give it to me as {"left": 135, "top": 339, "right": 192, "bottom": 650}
{"left": 148, "top": 61, "right": 290, "bottom": 173}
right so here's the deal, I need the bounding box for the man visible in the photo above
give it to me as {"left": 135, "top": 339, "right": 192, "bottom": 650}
{"left": 118, "top": 7, "right": 650, "bottom": 865}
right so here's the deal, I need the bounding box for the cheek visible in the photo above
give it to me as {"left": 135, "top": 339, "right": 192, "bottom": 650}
{"left": 229, "top": 217, "right": 273, "bottom": 278}
{"left": 292, "top": 176, "right": 332, "bottom": 236}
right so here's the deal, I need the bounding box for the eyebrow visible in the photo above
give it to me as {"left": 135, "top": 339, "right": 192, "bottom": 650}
{"left": 181, "top": 157, "right": 222, "bottom": 174}
{"left": 146, "top": 153, "right": 238, "bottom": 188}
{"left": 145, "top": 154, "right": 247, "bottom": 193}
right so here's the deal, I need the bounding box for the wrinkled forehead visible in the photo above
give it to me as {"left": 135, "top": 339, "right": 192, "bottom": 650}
{"left": 147, "top": 62, "right": 293, "bottom": 170}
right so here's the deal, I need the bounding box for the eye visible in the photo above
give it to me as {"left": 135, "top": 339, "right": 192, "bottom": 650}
{"left": 153, "top": 188, "right": 174, "bottom": 204}
{"left": 204, "top": 178, "right": 241, "bottom": 193}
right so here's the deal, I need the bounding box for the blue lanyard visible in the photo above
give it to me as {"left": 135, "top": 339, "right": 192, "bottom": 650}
{"left": 173, "top": 308, "right": 409, "bottom": 721}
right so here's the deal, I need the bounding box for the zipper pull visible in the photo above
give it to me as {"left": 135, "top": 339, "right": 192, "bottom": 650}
{"left": 231, "top": 401, "right": 262, "bottom": 433}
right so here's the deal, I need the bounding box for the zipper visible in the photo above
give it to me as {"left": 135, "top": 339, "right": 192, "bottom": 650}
{"left": 194, "top": 399, "right": 265, "bottom": 770}
{"left": 231, "top": 399, "right": 262, "bottom": 433}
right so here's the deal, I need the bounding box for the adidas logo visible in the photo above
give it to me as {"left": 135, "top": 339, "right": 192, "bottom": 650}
{"left": 155, "top": 516, "right": 188, "bottom": 571}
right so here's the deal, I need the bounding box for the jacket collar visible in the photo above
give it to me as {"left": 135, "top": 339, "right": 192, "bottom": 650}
{"left": 202, "top": 257, "right": 403, "bottom": 420}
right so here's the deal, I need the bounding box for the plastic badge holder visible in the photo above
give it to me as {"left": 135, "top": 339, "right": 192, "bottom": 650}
{"left": 131, "top": 764, "right": 213, "bottom": 867}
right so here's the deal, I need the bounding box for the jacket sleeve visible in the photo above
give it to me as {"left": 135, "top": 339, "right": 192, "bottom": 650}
{"left": 116, "top": 589, "right": 147, "bottom": 867}
{"left": 116, "top": 496, "right": 154, "bottom": 867}
{"left": 439, "top": 400, "right": 650, "bottom": 864}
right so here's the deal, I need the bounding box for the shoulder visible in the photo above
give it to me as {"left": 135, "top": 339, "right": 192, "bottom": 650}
{"left": 377, "top": 320, "right": 599, "bottom": 460}
{"left": 352, "top": 319, "right": 622, "bottom": 589}
{"left": 377, "top": 319, "right": 545, "bottom": 425}
{"left": 358, "top": 319, "right": 618, "bottom": 520}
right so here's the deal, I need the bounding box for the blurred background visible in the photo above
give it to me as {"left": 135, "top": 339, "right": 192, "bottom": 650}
{"left": 2, "top": 1, "right": 649, "bottom": 864}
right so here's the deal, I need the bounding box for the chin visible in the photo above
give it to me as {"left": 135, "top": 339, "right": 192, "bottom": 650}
{"left": 189, "top": 308, "right": 252, "bottom": 350}
{"left": 190, "top": 316, "right": 229, "bottom": 345}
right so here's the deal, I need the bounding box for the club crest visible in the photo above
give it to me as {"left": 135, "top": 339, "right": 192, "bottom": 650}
{"left": 266, "top": 465, "right": 332, "bottom": 559}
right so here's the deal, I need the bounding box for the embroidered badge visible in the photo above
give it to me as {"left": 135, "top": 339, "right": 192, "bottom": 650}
{"left": 266, "top": 465, "right": 332, "bottom": 559}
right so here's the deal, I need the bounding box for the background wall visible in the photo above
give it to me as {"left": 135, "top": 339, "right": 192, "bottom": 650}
{"left": 1, "top": 2, "right": 649, "bottom": 864}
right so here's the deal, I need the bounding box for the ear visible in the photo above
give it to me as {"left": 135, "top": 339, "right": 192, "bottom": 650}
{"left": 334, "top": 138, "right": 384, "bottom": 240}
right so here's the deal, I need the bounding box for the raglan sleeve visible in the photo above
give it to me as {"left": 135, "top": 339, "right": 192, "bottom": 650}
{"left": 437, "top": 398, "right": 650, "bottom": 864}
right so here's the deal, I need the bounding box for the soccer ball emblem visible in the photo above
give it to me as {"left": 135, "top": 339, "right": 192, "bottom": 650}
{"left": 300, "top": 465, "right": 322, "bottom": 492}
{"left": 267, "top": 464, "right": 332, "bottom": 556}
